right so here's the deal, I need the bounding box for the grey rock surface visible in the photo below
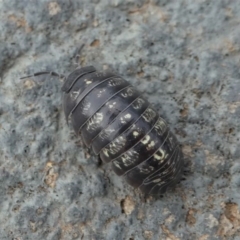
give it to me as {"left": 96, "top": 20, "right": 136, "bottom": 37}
{"left": 0, "top": 0, "right": 240, "bottom": 239}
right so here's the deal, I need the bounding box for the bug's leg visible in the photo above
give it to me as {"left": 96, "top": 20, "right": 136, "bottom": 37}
{"left": 73, "top": 44, "right": 85, "bottom": 68}
{"left": 74, "top": 55, "right": 81, "bottom": 67}
{"left": 181, "top": 156, "right": 191, "bottom": 180}
{"left": 139, "top": 193, "right": 148, "bottom": 203}
{"left": 97, "top": 156, "right": 103, "bottom": 168}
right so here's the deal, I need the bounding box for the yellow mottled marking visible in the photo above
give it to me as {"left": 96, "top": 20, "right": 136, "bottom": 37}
{"left": 152, "top": 178, "right": 161, "bottom": 183}
{"left": 133, "top": 131, "right": 139, "bottom": 137}
{"left": 97, "top": 89, "right": 106, "bottom": 97}
{"left": 139, "top": 166, "right": 154, "bottom": 174}
{"left": 82, "top": 102, "right": 91, "bottom": 113}
{"left": 125, "top": 113, "right": 131, "bottom": 119}
{"left": 121, "top": 92, "right": 128, "bottom": 97}
{"left": 85, "top": 79, "right": 92, "bottom": 84}
{"left": 133, "top": 98, "right": 145, "bottom": 109}
{"left": 154, "top": 119, "right": 167, "bottom": 134}
{"left": 113, "top": 161, "right": 122, "bottom": 169}
{"left": 126, "top": 87, "right": 134, "bottom": 96}
{"left": 105, "top": 128, "right": 115, "bottom": 134}
{"left": 141, "top": 135, "right": 150, "bottom": 145}
{"left": 102, "top": 148, "right": 109, "bottom": 157}
{"left": 108, "top": 78, "right": 123, "bottom": 86}
{"left": 120, "top": 114, "right": 131, "bottom": 123}
{"left": 70, "top": 90, "right": 80, "bottom": 100}
{"left": 154, "top": 148, "right": 168, "bottom": 161}
{"left": 148, "top": 141, "right": 155, "bottom": 148}
{"left": 142, "top": 108, "right": 156, "bottom": 122}
{"left": 122, "top": 155, "right": 132, "bottom": 166}
{"left": 108, "top": 102, "right": 117, "bottom": 108}
{"left": 107, "top": 136, "right": 126, "bottom": 155}
{"left": 86, "top": 112, "right": 103, "bottom": 130}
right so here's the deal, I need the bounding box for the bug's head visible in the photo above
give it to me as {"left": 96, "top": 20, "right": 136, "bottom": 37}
{"left": 61, "top": 66, "right": 96, "bottom": 124}
{"left": 61, "top": 66, "right": 96, "bottom": 93}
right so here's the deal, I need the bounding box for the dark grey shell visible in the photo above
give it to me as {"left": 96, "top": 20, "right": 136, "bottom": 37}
{"left": 62, "top": 66, "right": 183, "bottom": 196}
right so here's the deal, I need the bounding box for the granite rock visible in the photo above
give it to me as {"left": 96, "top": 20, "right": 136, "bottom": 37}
{"left": 0, "top": 0, "right": 240, "bottom": 239}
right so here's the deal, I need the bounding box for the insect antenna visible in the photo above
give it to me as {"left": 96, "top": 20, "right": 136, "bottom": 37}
{"left": 20, "top": 71, "right": 66, "bottom": 80}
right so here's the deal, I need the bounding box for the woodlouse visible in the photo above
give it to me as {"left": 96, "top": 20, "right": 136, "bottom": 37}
{"left": 61, "top": 66, "right": 183, "bottom": 196}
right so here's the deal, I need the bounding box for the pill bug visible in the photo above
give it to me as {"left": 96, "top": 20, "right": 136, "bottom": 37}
{"left": 21, "top": 65, "right": 184, "bottom": 196}
{"left": 61, "top": 66, "right": 183, "bottom": 196}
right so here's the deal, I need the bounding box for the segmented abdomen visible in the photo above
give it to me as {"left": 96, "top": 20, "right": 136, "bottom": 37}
{"left": 62, "top": 66, "right": 183, "bottom": 196}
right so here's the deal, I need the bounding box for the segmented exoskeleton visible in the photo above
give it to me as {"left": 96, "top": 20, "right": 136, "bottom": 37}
{"left": 61, "top": 66, "right": 183, "bottom": 196}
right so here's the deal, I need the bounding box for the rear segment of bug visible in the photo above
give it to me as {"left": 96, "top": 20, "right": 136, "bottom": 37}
{"left": 62, "top": 66, "right": 183, "bottom": 196}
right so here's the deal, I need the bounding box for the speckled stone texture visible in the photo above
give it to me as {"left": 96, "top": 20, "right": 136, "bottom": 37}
{"left": 0, "top": 0, "right": 240, "bottom": 239}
